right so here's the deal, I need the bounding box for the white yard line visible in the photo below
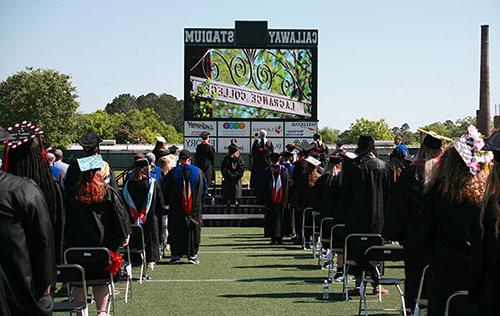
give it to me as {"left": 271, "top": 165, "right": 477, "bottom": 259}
{"left": 199, "top": 250, "right": 292, "bottom": 254}
{"left": 145, "top": 279, "right": 238, "bottom": 283}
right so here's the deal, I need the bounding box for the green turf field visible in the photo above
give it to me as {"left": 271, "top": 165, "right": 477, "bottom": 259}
{"left": 115, "top": 227, "right": 405, "bottom": 316}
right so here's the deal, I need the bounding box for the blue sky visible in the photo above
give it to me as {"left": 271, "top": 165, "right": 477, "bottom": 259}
{"left": 0, "top": 0, "right": 499, "bottom": 131}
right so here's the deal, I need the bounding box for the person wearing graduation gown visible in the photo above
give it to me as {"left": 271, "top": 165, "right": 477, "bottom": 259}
{"left": 386, "top": 145, "right": 411, "bottom": 188}
{"left": 195, "top": 131, "right": 216, "bottom": 193}
{"left": 123, "top": 156, "right": 165, "bottom": 273}
{"left": 0, "top": 126, "right": 55, "bottom": 316}
{"left": 66, "top": 154, "right": 131, "bottom": 316}
{"left": 310, "top": 133, "right": 329, "bottom": 167}
{"left": 221, "top": 143, "right": 244, "bottom": 206}
{"left": 294, "top": 155, "right": 322, "bottom": 247}
{"left": 423, "top": 126, "right": 488, "bottom": 316}
{"left": 251, "top": 129, "right": 274, "bottom": 203}
{"left": 152, "top": 136, "right": 168, "bottom": 162}
{"left": 281, "top": 150, "right": 295, "bottom": 237}
{"left": 384, "top": 132, "right": 444, "bottom": 311}
{"left": 470, "top": 131, "right": 500, "bottom": 315}
{"left": 65, "top": 132, "right": 118, "bottom": 199}
{"left": 263, "top": 152, "right": 290, "bottom": 244}
{"left": 163, "top": 150, "right": 207, "bottom": 264}
{"left": 3, "top": 121, "right": 65, "bottom": 264}
{"left": 341, "top": 134, "right": 389, "bottom": 235}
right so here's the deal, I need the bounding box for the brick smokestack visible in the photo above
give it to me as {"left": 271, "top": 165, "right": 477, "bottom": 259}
{"left": 477, "top": 25, "right": 491, "bottom": 136}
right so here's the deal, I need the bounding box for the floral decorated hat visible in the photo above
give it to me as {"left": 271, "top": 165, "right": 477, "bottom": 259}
{"left": 453, "top": 126, "right": 493, "bottom": 175}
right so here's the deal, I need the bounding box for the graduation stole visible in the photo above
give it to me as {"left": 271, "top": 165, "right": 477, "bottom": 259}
{"left": 123, "top": 177, "right": 155, "bottom": 225}
{"left": 181, "top": 164, "right": 193, "bottom": 215}
{"left": 271, "top": 165, "right": 283, "bottom": 205}
{"left": 257, "top": 138, "right": 267, "bottom": 152}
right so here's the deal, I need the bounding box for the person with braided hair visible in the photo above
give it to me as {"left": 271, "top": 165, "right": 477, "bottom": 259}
{"left": 3, "top": 121, "right": 65, "bottom": 264}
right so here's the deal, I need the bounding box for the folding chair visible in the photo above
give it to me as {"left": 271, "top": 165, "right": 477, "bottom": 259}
{"left": 358, "top": 245, "right": 406, "bottom": 316}
{"left": 317, "top": 217, "right": 334, "bottom": 266}
{"left": 53, "top": 264, "right": 87, "bottom": 314}
{"left": 328, "top": 224, "right": 347, "bottom": 281}
{"left": 117, "top": 245, "right": 132, "bottom": 302}
{"left": 343, "top": 234, "right": 384, "bottom": 301}
{"left": 444, "top": 290, "right": 469, "bottom": 316}
{"left": 302, "top": 207, "right": 320, "bottom": 254}
{"left": 129, "top": 224, "right": 147, "bottom": 283}
{"left": 64, "top": 247, "right": 116, "bottom": 316}
{"left": 413, "top": 264, "right": 429, "bottom": 316}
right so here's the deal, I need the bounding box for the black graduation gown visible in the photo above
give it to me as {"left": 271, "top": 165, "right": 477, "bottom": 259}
{"left": 311, "top": 141, "right": 329, "bottom": 166}
{"left": 163, "top": 164, "right": 206, "bottom": 258}
{"left": 0, "top": 171, "right": 55, "bottom": 316}
{"left": 195, "top": 143, "right": 216, "bottom": 186}
{"left": 221, "top": 156, "right": 244, "bottom": 202}
{"left": 384, "top": 162, "right": 428, "bottom": 307}
{"left": 423, "top": 188, "right": 479, "bottom": 316}
{"left": 340, "top": 153, "right": 389, "bottom": 234}
{"left": 250, "top": 139, "right": 274, "bottom": 202}
{"left": 263, "top": 164, "right": 289, "bottom": 240}
{"left": 281, "top": 162, "right": 295, "bottom": 236}
{"left": 124, "top": 179, "right": 165, "bottom": 263}
{"left": 470, "top": 200, "right": 500, "bottom": 315}
{"left": 293, "top": 170, "right": 320, "bottom": 241}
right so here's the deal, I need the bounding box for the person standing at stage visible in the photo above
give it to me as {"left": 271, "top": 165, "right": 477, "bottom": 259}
{"left": 0, "top": 127, "right": 55, "bottom": 316}
{"left": 384, "top": 131, "right": 445, "bottom": 311}
{"left": 195, "top": 132, "right": 215, "bottom": 196}
{"left": 423, "top": 126, "right": 489, "bottom": 316}
{"left": 311, "top": 133, "right": 329, "bottom": 166}
{"left": 221, "top": 143, "right": 244, "bottom": 206}
{"left": 251, "top": 130, "right": 274, "bottom": 202}
{"left": 163, "top": 150, "right": 207, "bottom": 264}
{"left": 263, "top": 152, "right": 289, "bottom": 245}
{"left": 123, "top": 155, "right": 164, "bottom": 274}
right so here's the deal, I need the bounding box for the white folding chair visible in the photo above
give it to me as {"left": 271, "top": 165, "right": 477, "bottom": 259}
{"left": 317, "top": 217, "right": 334, "bottom": 266}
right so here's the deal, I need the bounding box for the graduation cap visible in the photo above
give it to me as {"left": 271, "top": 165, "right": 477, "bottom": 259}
{"left": 305, "top": 156, "right": 321, "bottom": 167}
{"left": 417, "top": 128, "right": 451, "bottom": 150}
{"left": 270, "top": 152, "right": 281, "bottom": 163}
{"left": 179, "top": 149, "right": 192, "bottom": 160}
{"left": 357, "top": 134, "right": 375, "bottom": 148}
{"left": 77, "top": 155, "right": 104, "bottom": 172}
{"left": 200, "top": 131, "right": 210, "bottom": 139}
{"left": 329, "top": 150, "right": 343, "bottom": 164}
{"left": 79, "top": 132, "right": 102, "bottom": 152}
{"left": 4, "top": 121, "right": 43, "bottom": 149}
{"left": 168, "top": 145, "right": 179, "bottom": 155}
{"left": 227, "top": 143, "right": 239, "bottom": 155}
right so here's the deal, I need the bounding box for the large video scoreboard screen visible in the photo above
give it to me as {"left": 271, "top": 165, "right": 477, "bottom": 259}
{"left": 184, "top": 23, "right": 318, "bottom": 121}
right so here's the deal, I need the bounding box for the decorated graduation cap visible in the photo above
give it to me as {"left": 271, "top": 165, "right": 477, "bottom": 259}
{"left": 417, "top": 128, "right": 452, "bottom": 150}
{"left": 2, "top": 121, "right": 46, "bottom": 171}
{"left": 77, "top": 154, "right": 104, "bottom": 172}
{"left": 453, "top": 125, "right": 493, "bottom": 175}
{"left": 305, "top": 155, "right": 321, "bottom": 167}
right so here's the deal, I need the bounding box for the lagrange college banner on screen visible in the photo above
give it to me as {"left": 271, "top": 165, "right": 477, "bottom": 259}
{"left": 191, "top": 76, "right": 311, "bottom": 118}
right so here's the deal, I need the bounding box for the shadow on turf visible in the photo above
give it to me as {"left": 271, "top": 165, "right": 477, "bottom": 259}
{"left": 238, "top": 276, "right": 325, "bottom": 284}
{"left": 220, "top": 292, "right": 344, "bottom": 302}
{"left": 245, "top": 253, "right": 312, "bottom": 260}
{"left": 234, "top": 263, "right": 317, "bottom": 271}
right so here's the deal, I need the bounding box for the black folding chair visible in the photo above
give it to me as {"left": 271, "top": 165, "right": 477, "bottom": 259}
{"left": 343, "top": 234, "right": 384, "bottom": 301}
{"left": 129, "top": 224, "right": 146, "bottom": 283}
{"left": 302, "top": 207, "right": 320, "bottom": 253}
{"left": 317, "top": 217, "right": 334, "bottom": 266}
{"left": 413, "top": 264, "right": 430, "bottom": 316}
{"left": 64, "top": 247, "right": 116, "bottom": 316}
{"left": 53, "top": 264, "right": 87, "bottom": 314}
{"left": 358, "top": 245, "right": 406, "bottom": 316}
{"left": 444, "top": 290, "right": 469, "bottom": 316}
{"left": 328, "top": 224, "right": 347, "bottom": 281}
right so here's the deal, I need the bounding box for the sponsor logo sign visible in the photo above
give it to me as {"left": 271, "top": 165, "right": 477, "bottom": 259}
{"left": 217, "top": 121, "right": 250, "bottom": 137}
{"left": 217, "top": 138, "right": 251, "bottom": 154}
{"left": 285, "top": 138, "right": 311, "bottom": 148}
{"left": 184, "top": 121, "right": 216, "bottom": 137}
{"left": 184, "top": 137, "right": 217, "bottom": 152}
{"left": 284, "top": 121, "right": 317, "bottom": 137}
{"left": 268, "top": 138, "right": 284, "bottom": 152}
{"left": 251, "top": 122, "right": 284, "bottom": 137}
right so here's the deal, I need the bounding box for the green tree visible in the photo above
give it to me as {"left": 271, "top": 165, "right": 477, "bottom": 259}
{"left": 419, "top": 116, "right": 475, "bottom": 139}
{"left": 75, "top": 110, "right": 119, "bottom": 139}
{"left": 341, "top": 118, "right": 394, "bottom": 144}
{"left": 391, "top": 123, "right": 419, "bottom": 144}
{"left": 104, "top": 94, "right": 137, "bottom": 114}
{"left": 0, "top": 68, "right": 79, "bottom": 147}
{"left": 318, "top": 127, "right": 341, "bottom": 144}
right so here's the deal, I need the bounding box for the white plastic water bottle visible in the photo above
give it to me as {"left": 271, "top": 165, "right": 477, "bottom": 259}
{"left": 322, "top": 280, "right": 329, "bottom": 300}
